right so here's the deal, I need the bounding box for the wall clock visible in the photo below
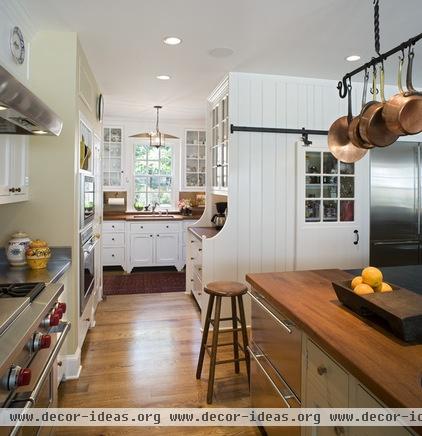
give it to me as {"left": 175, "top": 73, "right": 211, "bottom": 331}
{"left": 96, "top": 94, "right": 104, "bottom": 122}
{"left": 10, "top": 26, "right": 25, "bottom": 65}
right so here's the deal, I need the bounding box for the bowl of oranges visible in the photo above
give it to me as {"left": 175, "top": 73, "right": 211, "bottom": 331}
{"left": 332, "top": 266, "right": 399, "bottom": 317}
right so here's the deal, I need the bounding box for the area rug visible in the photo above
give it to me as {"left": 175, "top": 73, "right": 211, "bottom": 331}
{"left": 103, "top": 270, "right": 186, "bottom": 295}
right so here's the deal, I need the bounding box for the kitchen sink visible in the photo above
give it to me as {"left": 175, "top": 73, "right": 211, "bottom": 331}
{"left": 131, "top": 215, "right": 177, "bottom": 219}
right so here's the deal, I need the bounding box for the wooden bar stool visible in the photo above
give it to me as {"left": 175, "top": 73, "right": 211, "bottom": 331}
{"left": 196, "top": 281, "right": 250, "bottom": 404}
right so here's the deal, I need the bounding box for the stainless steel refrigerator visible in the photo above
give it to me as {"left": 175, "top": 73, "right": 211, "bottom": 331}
{"left": 370, "top": 141, "right": 422, "bottom": 266}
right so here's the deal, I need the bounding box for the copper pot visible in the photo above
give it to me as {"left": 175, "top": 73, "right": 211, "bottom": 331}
{"left": 359, "top": 65, "right": 399, "bottom": 147}
{"left": 383, "top": 48, "right": 422, "bottom": 135}
{"left": 348, "top": 70, "right": 374, "bottom": 150}
{"left": 328, "top": 83, "right": 368, "bottom": 163}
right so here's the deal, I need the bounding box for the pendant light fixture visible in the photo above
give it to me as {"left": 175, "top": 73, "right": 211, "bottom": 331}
{"left": 130, "top": 105, "right": 178, "bottom": 148}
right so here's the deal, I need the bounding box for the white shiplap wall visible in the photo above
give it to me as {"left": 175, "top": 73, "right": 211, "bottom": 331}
{"left": 195, "top": 72, "right": 422, "bottom": 325}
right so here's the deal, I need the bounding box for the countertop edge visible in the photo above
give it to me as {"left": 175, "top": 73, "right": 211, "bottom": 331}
{"left": 245, "top": 270, "right": 422, "bottom": 412}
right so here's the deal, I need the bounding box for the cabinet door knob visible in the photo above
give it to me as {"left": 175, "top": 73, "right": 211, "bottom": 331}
{"left": 190, "top": 257, "right": 194, "bottom": 260}
{"left": 166, "top": 225, "right": 169, "bottom": 228}
{"left": 150, "top": 235, "right": 153, "bottom": 237}
{"left": 198, "top": 248, "right": 202, "bottom": 252}
{"left": 157, "top": 234, "right": 160, "bottom": 237}
{"left": 111, "top": 254, "right": 115, "bottom": 257}
{"left": 317, "top": 365, "right": 327, "bottom": 376}
{"left": 141, "top": 226, "right": 143, "bottom": 229}
{"left": 112, "top": 238, "right": 115, "bottom": 241}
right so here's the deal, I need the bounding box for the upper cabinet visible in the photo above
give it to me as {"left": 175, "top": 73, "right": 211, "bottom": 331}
{"left": 0, "top": 136, "right": 28, "bottom": 204}
{"left": 102, "top": 126, "right": 125, "bottom": 190}
{"left": 182, "top": 129, "right": 206, "bottom": 191}
{"left": 209, "top": 88, "right": 229, "bottom": 194}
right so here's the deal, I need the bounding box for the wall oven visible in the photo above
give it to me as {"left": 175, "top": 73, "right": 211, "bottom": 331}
{"left": 80, "top": 174, "right": 95, "bottom": 229}
{"left": 80, "top": 226, "right": 98, "bottom": 315}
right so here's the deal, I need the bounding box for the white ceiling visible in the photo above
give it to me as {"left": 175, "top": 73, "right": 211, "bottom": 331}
{"left": 17, "top": 0, "right": 422, "bottom": 122}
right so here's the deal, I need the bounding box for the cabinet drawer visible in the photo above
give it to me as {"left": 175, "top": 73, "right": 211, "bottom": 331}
{"left": 129, "top": 221, "right": 180, "bottom": 234}
{"left": 250, "top": 290, "right": 302, "bottom": 399}
{"left": 102, "top": 247, "right": 125, "bottom": 265}
{"left": 103, "top": 233, "right": 125, "bottom": 246}
{"left": 306, "top": 339, "right": 349, "bottom": 407}
{"left": 103, "top": 221, "right": 125, "bottom": 232}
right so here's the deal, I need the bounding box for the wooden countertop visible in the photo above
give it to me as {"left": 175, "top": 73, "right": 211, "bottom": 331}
{"left": 103, "top": 213, "right": 202, "bottom": 221}
{"left": 188, "top": 226, "right": 220, "bottom": 240}
{"left": 246, "top": 269, "right": 422, "bottom": 412}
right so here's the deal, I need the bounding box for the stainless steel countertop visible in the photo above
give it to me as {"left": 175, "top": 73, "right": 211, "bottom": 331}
{"left": 0, "top": 247, "right": 72, "bottom": 285}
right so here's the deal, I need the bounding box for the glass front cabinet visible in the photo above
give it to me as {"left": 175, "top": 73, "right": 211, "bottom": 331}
{"left": 211, "top": 94, "right": 229, "bottom": 193}
{"left": 183, "top": 130, "right": 206, "bottom": 191}
{"left": 102, "top": 126, "right": 125, "bottom": 190}
{"left": 304, "top": 150, "right": 355, "bottom": 223}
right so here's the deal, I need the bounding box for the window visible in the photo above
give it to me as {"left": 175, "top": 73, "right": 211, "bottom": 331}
{"left": 134, "top": 143, "right": 174, "bottom": 208}
{"left": 305, "top": 151, "right": 355, "bottom": 223}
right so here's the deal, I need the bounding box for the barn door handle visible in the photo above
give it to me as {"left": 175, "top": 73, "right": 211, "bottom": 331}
{"left": 353, "top": 229, "right": 359, "bottom": 245}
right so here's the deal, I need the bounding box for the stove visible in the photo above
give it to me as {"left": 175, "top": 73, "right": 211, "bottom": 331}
{"left": 0, "top": 282, "right": 45, "bottom": 301}
{"left": 0, "top": 281, "right": 71, "bottom": 435}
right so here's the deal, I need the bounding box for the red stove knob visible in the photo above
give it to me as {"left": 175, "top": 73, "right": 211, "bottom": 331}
{"left": 43, "top": 312, "right": 60, "bottom": 328}
{"left": 54, "top": 308, "right": 63, "bottom": 319}
{"left": 31, "top": 333, "right": 51, "bottom": 352}
{"left": 57, "top": 302, "right": 67, "bottom": 314}
{"left": 2, "top": 366, "right": 32, "bottom": 390}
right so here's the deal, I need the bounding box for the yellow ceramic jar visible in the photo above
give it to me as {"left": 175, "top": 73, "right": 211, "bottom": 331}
{"left": 26, "top": 239, "right": 51, "bottom": 270}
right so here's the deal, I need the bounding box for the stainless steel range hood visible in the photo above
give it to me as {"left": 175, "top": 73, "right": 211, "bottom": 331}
{"left": 0, "top": 64, "right": 63, "bottom": 136}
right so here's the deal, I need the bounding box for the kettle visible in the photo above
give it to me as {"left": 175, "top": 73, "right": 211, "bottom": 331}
{"left": 211, "top": 214, "right": 226, "bottom": 229}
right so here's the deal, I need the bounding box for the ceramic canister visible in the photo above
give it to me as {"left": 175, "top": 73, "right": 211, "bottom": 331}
{"left": 6, "top": 232, "right": 31, "bottom": 266}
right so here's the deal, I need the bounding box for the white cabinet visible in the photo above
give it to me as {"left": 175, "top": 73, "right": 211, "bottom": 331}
{"left": 102, "top": 126, "right": 125, "bottom": 190}
{"left": 182, "top": 130, "right": 206, "bottom": 191}
{"left": 102, "top": 221, "right": 126, "bottom": 269}
{"left": 156, "top": 233, "right": 179, "bottom": 264}
{"left": 303, "top": 336, "right": 414, "bottom": 436}
{"left": 0, "top": 135, "right": 28, "bottom": 204}
{"left": 128, "top": 221, "right": 182, "bottom": 272}
{"left": 130, "top": 233, "right": 155, "bottom": 266}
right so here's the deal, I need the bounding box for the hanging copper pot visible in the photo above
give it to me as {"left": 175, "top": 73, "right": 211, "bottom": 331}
{"left": 328, "top": 82, "right": 368, "bottom": 163}
{"left": 348, "top": 69, "right": 374, "bottom": 149}
{"left": 383, "top": 48, "right": 422, "bottom": 135}
{"left": 359, "top": 64, "right": 399, "bottom": 147}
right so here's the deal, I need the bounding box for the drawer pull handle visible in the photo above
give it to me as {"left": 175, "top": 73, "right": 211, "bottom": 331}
{"left": 166, "top": 225, "right": 169, "bottom": 228}
{"left": 247, "top": 291, "right": 293, "bottom": 334}
{"left": 191, "top": 257, "right": 194, "bottom": 260}
{"left": 190, "top": 279, "right": 194, "bottom": 282}
{"left": 317, "top": 365, "right": 327, "bottom": 376}
{"left": 248, "top": 346, "right": 294, "bottom": 408}
{"left": 111, "top": 254, "right": 115, "bottom": 257}
{"left": 112, "top": 238, "right": 115, "bottom": 241}
{"left": 150, "top": 235, "right": 153, "bottom": 237}
{"left": 198, "top": 248, "right": 202, "bottom": 252}
{"left": 141, "top": 226, "right": 144, "bottom": 229}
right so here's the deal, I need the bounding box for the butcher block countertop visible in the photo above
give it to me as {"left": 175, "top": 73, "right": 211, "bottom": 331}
{"left": 188, "top": 226, "right": 220, "bottom": 240}
{"left": 103, "top": 212, "right": 202, "bottom": 221}
{"left": 246, "top": 269, "right": 422, "bottom": 411}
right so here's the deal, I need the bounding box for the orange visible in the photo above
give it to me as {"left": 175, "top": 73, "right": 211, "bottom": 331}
{"left": 362, "top": 267, "right": 383, "bottom": 288}
{"left": 354, "top": 283, "right": 375, "bottom": 295}
{"left": 374, "top": 282, "right": 393, "bottom": 293}
{"left": 351, "top": 276, "right": 363, "bottom": 289}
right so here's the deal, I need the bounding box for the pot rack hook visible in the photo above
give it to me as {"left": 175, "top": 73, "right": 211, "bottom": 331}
{"left": 337, "top": 77, "right": 349, "bottom": 99}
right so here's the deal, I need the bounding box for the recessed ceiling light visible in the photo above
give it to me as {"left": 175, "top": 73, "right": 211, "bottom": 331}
{"left": 156, "top": 75, "right": 171, "bottom": 80}
{"left": 163, "top": 36, "right": 182, "bottom": 46}
{"left": 33, "top": 130, "right": 47, "bottom": 135}
{"left": 0, "top": 105, "right": 7, "bottom": 110}
{"left": 345, "top": 55, "right": 361, "bottom": 62}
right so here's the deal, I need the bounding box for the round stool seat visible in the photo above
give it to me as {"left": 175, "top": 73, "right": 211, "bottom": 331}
{"left": 204, "top": 281, "right": 247, "bottom": 297}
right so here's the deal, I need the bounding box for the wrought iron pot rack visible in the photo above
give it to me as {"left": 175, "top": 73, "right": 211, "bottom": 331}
{"left": 338, "top": 0, "right": 422, "bottom": 98}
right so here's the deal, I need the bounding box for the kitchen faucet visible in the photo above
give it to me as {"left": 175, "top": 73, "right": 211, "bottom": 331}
{"left": 152, "top": 202, "right": 160, "bottom": 214}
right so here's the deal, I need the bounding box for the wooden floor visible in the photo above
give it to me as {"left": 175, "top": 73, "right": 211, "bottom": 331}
{"left": 55, "top": 292, "right": 260, "bottom": 435}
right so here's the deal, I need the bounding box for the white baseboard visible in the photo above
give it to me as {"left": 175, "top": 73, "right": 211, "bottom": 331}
{"left": 61, "top": 347, "right": 82, "bottom": 380}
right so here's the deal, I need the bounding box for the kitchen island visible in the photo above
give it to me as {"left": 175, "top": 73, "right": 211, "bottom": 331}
{"left": 246, "top": 268, "right": 422, "bottom": 436}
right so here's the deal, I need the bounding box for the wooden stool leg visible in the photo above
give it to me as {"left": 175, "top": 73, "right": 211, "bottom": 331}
{"left": 237, "top": 295, "right": 250, "bottom": 385}
{"left": 231, "top": 297, "right": 240, "bottom": 374}
{"left": 196, "top": 294, "right": 215, "bottom": 380}
{"left": 207, "top": 296, "right": 222, "bottom": 404}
